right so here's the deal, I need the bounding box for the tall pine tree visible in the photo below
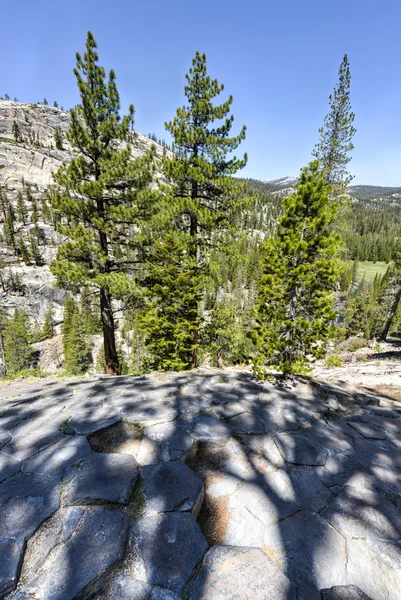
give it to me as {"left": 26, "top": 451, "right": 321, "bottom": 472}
{"left": 313, "top": 54, "right": 356, "bottom": 197}
{"left": 49, "top": 31, "right": 159, "bottom": 375}
{"left": 164, "top": 51, "right": 248, "bottom": 366}
{"left": 253, "top": 162, "right": 341, "bottom": 376}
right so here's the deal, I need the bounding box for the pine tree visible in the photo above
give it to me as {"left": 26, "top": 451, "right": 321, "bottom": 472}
{"left": 18, "top": 236, "right": 31, "bottom": 264}
{"left": 3, "top": 309, "right": 34, "bottom": 377}
{"left": 313, "top": 54, "right": 356, "bottom": 198}
{"left": 64, "top": 306, "right": 93, "bottom": 375}
{"left": 16, "top": 191, "right": 28, "bottom": 224}
{"left": 54, "top": 126, "right": 64, "bottom": 150}
{"left": 29, "top": 230, "right": 43, "bottom": 265}
{"left": 62, "top": 295, "right": 76, "bottom": 353}
{"left": 139, "top": 232, "right": 201, "bottom": 371}
{"left": 42, "top": 303, "right": 55, "bottom": 339}
{"left": 49, "top": 31, "right": 159, "bottom": 375}
{"left": 252, "top": 162, "right": 341, "bottom": 376}
{"left": 12, "top": 121, "right": 21, "bottom": 143}
{"left": 40, "top": 197, "right": 52, "bottom": 223}
{"left": 164, "top": 51, "right": 248, "bottom": 366}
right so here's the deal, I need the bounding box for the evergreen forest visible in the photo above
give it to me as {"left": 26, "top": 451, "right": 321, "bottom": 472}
{"left": 1, "top": 32, "right": 401, "bottom": 379}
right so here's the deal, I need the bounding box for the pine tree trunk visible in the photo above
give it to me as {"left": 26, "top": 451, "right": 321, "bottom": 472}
{"left": 100, "top": 286, "right": 119, "bottom": 375}
{"left": 380, "top": 287, "right": 401, "bottom": 341}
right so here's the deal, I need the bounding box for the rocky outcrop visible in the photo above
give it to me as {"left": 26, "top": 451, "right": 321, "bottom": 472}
{"left": 0, "top": 372, "right": 399, "bottom": 599}
{"left": 0, "top": 100, "right": 170, "bottom": 371}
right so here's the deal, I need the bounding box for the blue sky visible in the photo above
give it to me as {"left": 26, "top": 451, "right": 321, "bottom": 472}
{"left": 2, "top": 0, "right": 400, "bottom": 185}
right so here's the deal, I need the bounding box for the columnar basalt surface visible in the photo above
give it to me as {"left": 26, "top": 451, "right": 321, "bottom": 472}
{"left": 1, "top": 372, "right": 399, "bottom": 599}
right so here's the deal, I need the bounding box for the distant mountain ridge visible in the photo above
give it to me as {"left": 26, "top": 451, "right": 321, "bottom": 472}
{"left": 263, "top": 177, "right": 401, "bottom": 202}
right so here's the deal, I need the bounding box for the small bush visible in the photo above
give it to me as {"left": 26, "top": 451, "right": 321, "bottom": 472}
{"left": 336, "top": 337, "right": 368, "bottom": 353}
{"left": 326, "top": 354, "right": 342, "bottom": 368}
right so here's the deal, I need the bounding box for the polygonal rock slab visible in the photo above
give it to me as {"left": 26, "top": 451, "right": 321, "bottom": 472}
{"left": 0, "top": 473, "right": 60, "bottom": 540}
{"left": 19, "top": 506, "right": 128, "bottom": 599}
{"left": 137, "top": 422, "right": 195, "bottom": 465}
{"left": 67, "top": 406, "right": 121, "bottom": 435}
{"left": 263, "top": 510, "right": 348, "bottom": 595}
{"left": 346, "top": 537, "right": 401, "bottom": 600}
{"left": 1, "top": 419, "right": 64, "bottom": 462}
{"left": 62, "top": 453, "right": 139, "bottom": 506}
{"left": 0, "top": 537, "right": 25, "bottom": 596}
{"left": 321, "top": 586, "right": 373, "bottom": 600}
{"left": 178, "top": 412, "right": 232, "bottom": 442}
{"left": 347, "top": 421, "right": 386, "bottom": 440}
{"left": 305, "top": 420, "right": 354, "bottom": 454}
{"left": 129, "top": 513, "right": 208, "bottom": 594}
{"left": 229, "top": 411, "right": 267, "bottom": 434}
{"left": 189, "top": 546, "right": 296, "bottom": 600}
{"left": 98, "top": 574, "right": 181, "bottom": 599}
{"left": 235, "top": 470, "right": 301, "bottom": 527}
{"left": 0, "top": 453, "right": 20, "bottom": 483}
{"left": 142, "top": 462, "right": 204, "bottom": 517}
{"left": 22, "top": 436, "right": 92, "bottom": 477}
{"left": 121, "top": 400, "right": 177, "bottom": 426}
{"left": 322, "top": 484, "right": 401, "bottom": 541}
{"left": 354, "top": 438, "right": 401, "bottom": 469}
{"left": 275, "top": 433, "right": 328, "bottom": 466}
{"left": 0, "top": 431, "right": 12, "bottom": 450}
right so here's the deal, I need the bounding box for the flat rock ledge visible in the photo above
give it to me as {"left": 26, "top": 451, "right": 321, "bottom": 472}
{"left": 0, "top": 372, "right": 398, "bottom": 599}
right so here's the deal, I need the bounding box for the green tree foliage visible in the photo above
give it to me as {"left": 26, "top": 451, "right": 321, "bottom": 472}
{"left": 313, "top": 54, "right": 356, "bottom": 197}
{"left": 201, "top": 297, "right": 253, "bottom": 368}
{"left": 41, "top": 303, "right": 55, "bottom": 340}
{"left": 61, "top": 296, "right": 92, "bottom": 374}
{"left": 62, "top": 295, "right": 76, "bottom": 353}
{"left": 29, "top": 230, "right": 43, "bottom": 266}
{"left": 12, "top": 121, "right": 21, "bottom": 143}
{"left": 139, "top": 233, "right": 201, "bottom": 371}
{"left": 164, "top": 51, "right": 248, "bottom": 366}
{"left": 54, "top": 126, "right": 64, "bottom": 150}
{"left": 16, "top": 191, "right": 28, "bottom": 224}
{"left": 49, "top": 31, "right": 159, "bottom": 375}
{"left": 252, "top": 162, "right": 341, "bottom": 376}
{"left": 3, "top": 309, "right": 35, "bottom": 377}
{"left": 18, "top": 237, "right": 31, "bottom": 265}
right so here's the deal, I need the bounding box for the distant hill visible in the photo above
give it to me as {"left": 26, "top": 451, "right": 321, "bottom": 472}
{"left": 348, "top": 185, "right": 401, "bottom": 200}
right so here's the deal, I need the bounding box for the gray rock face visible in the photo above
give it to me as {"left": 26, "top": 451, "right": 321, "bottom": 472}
{"left": 0, "top": 473, "right": 60, "bottom": 540}
{"left": 142, "top": 462, "right": 204, "bottom": 517}
{"left": 263, "top": 510, "right": 348, "bottom": 595}
{"left": 275, "top": 433, "right": 328, "bottom": 466}
{"left": 19, "top": 506, "right": 128, "bottom": 600}
{"left": 62, "top": 453, "right": 139, "bottom": 506}
{"left": 137, "top": 421, "right": 195, "bottom": 465}
{"left": 67, "top": 406, "right": 121, "bottom": 435}
{"left": 0, "top": 453, "right": 21, "bottom": 483}
{"left": 0, "top": 537, "right": 25, "bottom": 596}
{"left": 322, "top": 484, "right": 401, "bottom": 540}
{"left": 98, "top": 575, "right": 181, "bottom": 599}
{"left": 121, "top": 400, "right": 177, "bottom": 426}
{"left": 347, "top": 420, "right": 386, "bottom": 439}
{"left": 321, "top": 586, "right": 373, "bottom": 600}
{"left": 21, "top": 436, "right": 92, "bottom": 477}
{"left": 189, "top": 546, "right": 296, "bottom": 600}
{"left": 179, "top": 412, "right": 232, "bottom": 442}
{"left": 129, "top": 513, "right": 208, "bottom": 594}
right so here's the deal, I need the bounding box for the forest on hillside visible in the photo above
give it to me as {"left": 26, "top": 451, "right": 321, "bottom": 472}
{"left": 1, "top": 31, "right": 401, "bottom": 379}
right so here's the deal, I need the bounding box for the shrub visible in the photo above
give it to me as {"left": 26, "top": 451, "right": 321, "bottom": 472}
{"left": 326, "top": 354, "right": 342, "bottom": 368}
{"left": 336, "top": 336, "right": 368, "bottom": 353}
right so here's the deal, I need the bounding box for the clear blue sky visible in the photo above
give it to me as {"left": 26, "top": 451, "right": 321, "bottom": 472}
{"left": 3, "top": 0, "right": 400, "bottom": 185}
